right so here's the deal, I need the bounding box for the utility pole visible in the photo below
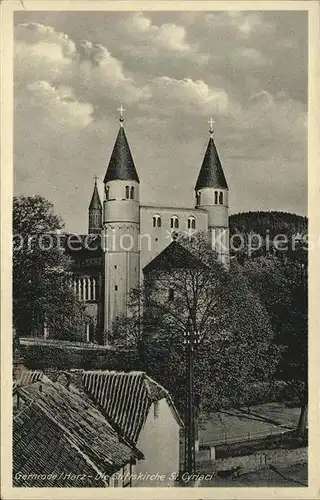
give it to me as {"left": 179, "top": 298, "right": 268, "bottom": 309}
{"left": 183, "top": 315, "right": 199, "bottom": 474}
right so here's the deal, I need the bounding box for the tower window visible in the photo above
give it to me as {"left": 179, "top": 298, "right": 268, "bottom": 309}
{"left": 125, "top": 186, "right": 130, "bottom": 199}
{"left": 153, "top": 215, "right": 161, "bottom": 228}
{"left": 170, "top": 216, "right": 179, "bottom": 229}
{"left": 214, "top": 191, "right": 218, "bottom": 204}
{"left": 188, "top": 217, "right": 196, "bottom": 230}
{"left": 196, "top": 191, "right": 201, "bottom": 205}
{"left": 105, "top": 185, "right": 109, "bottom": 200}
{"left": 115, "top": 285, "right": 118, "bottom": 291}
{"left": 219, "top": 192, "right": 223, "bottom": 205}
{"left": 130, "top": 186, "right": 134, "bottom": 200}
{"left": 168, "top": 287, "right": 175, "bottom": 302}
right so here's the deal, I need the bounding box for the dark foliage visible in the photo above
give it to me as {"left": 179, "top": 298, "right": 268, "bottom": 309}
{"left": 229, "top": 211, "right": 307, "bottom": 238}
{"left": 13, "top": 196, "right": 88, "bottom": 340}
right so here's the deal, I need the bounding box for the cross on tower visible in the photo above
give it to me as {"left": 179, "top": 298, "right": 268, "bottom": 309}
{"left": 118, "top": 105, "right": 125, "bottom": 126}
{"left": 93, "top": 175, "right": 99, "bottom": 185}
{"left": 208, "top": 117, "right": 215, "bottom": 137}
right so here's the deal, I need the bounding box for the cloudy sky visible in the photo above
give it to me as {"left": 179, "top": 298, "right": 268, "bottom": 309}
{"left": 14, "top": 10, "right": 307, "bottom": 233}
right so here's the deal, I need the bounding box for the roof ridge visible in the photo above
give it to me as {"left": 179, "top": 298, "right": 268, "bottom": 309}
{"left": 84, "top": 369, "right": 146, "bottom": 376}
{"left": 143, "top": 375, "right": 184, "bottom": 427}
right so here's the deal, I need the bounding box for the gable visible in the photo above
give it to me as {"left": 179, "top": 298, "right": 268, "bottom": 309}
{"left": 82, "top": 371, "right": 151, "bottom": 444}
{"left": 143, "top": 240, "right": 204, "bottom": 274}
{"left": 81, "top": 370, "right": 183, "bottom": 444}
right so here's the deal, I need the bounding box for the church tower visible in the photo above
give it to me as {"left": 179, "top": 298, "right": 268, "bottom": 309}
{"left": 195, "top": 120, "right": 229, "bottom": 265}
{"left": 88, "top": 177, "right": 102, "bottom": 234}
{"left": 102, "top": 110, "right": 140, "bottom": 336}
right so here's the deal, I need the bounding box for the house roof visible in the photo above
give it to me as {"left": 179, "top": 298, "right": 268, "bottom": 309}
{"left": 195, "top": 137, "right": 228, "bottom": 190}
{"left": 14, "top": 377, "right": 142, "bottom": 484}
{"left": 103, "top": 126, "right": 139, "bottom": 184}
{"left": 143, "top": 240, "right": 205, "bottom": 273}
{"left": 82, "top": 370, "right": 183, "bottom": 444}
{"left": 13, "top": 401, "right": 108, "bottom": 487}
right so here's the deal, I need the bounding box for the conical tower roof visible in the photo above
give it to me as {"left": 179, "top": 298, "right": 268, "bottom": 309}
{"left": 89, "top": 180, "right": 102, "bottom": 210}
{"left": 195, "top": 137, "right": 228, "bottom": 191}
{"left": 104, "top": 126, "right": 139, "bottom": 184}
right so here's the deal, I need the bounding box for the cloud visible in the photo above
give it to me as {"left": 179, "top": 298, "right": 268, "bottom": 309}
{"left": 235, "top": 48, "right": 270, "bottom": 66}
{"left": 205, "top": 12, "right": 273, "bottom": 38}
{"left": 14, "top": 81, "right": 92, "bottom": 200}
{"left": 16, "top": 22, "right": 75, "bottom": 54}
{"left": 120, "top": 13, "right": 192, "bottom": 53}
{"left": 229, "top": 90, "right": 307, "bottom": 164}
{"left": 147, "top": 77, "right": 230, "bottom": 116}
{"left": 14, "top": 22, "right": 149, "bottom": 106}
{"left": 24, "top": 80, "right": 94, "bottom": 128}
{"left": 249, "top": 90, "right": 274, "bottom": 105}
{"left": 14, "top": 80, "right": 94, "bottom": 183}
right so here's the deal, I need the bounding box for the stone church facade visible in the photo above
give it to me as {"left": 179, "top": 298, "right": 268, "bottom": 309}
{"left": 65, "top": 115, "right": 230, "bottom": 344}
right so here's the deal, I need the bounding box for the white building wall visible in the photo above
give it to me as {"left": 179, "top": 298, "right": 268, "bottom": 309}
{"left": 140, "top": 206, "right": 208, "bottom": 270}
{"left": 103, "top": 223, "right": 140, "bottom": 333}
{"left": 133, "top": 398, "right": 181, "bottom": 487}
{"left": 103, "top": 181, "right": 140, "bottom": 224}
{"left": 196, "top": 187, "right": 229, "bottom": 228}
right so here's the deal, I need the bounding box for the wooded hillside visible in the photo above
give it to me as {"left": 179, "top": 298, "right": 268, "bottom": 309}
{"left": 229, "top": 211, "right": 307, "bottom": 238}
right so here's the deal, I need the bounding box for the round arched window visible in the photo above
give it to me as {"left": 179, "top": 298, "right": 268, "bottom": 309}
{"left": 188, "top": 217, "right": 196, "bottom": 230}
{"left": 152, "top": 215, "right": 162, "bottom": 227}
{"left": 170, "top": 215, "right": 179, "bottom": 229}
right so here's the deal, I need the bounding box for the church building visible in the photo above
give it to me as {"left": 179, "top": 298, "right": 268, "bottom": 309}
{"left": 66, "top": 111, "right": 229, "bottom": 344}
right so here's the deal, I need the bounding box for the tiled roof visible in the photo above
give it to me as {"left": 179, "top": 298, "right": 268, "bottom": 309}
{"left": 13, "top": 369, "right": 43, "bottom": 391}
{"left": 14, "top": 378, "right": 142, "bottom": 485}
{"left": 82, "top": 370, "right": 183, "bottom": 444}
{"left": 104, "top": 126, "right": 139, "bottom": 183}
{"left": 13, "top": 401, "right": 108, "bottom": 487}
{"left": 195, "top": 137, "right": 228, "bottom": 190}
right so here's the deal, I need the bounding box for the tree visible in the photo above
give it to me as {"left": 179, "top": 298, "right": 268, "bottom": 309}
{"left": 109, "top": 232, "right": 280, "bottom": 412}
{"left": 242, "top": 254, "right": 308, "bottom": 435}
{"left": 13, "top": 195, "right": 88, "bottom": 340}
